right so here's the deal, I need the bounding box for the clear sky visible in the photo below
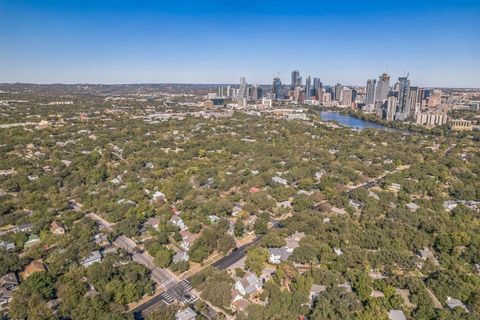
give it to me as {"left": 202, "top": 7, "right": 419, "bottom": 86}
{"left": 1, "top": 0, "right": 479, "bottom": 87}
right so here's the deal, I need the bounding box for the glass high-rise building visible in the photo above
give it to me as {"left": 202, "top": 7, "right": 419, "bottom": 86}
{"left": 305, "top": 76, "right": 312, "bottom": 99}
{"left": 313, "top": 78, "right": 322, "bottom": 99}
{"left": 273, "top": 77, "right": 282, "bottom": 99}
{"left": 334, "top": 83, "right": 343, "bottom": 102}
{"left": 291, "top": 70, "right": 301, "bottom": 89}
{"left": 237, "top": 77, "right": 247, "bottom": 99}
{"left": 396, "top": 76, "right": 411, "bottom": 117}
{"left": 375, "top": 73, "right": 390, "bottom": 102}
{"left": 365, "top": 79, "right": 377, "bottom": 106}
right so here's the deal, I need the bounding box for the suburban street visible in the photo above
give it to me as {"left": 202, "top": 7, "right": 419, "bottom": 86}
{"left": 87, "top": 212, "right": 179, "bottom": 290}
{"left": 131, "top": 219, "right": 281, "bottom": 318}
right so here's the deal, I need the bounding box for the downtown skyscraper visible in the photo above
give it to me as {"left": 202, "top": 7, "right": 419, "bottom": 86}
{"left": 334, "top": 83, "right": 343, "bottom": 102}
{"left": 305, "top": 76, "right": 312, "bottom": 99}
{"left": 237, "top": 77, "right": 247, "bottom": 99}
{"left": 313, "top": 78, "right": 323, "bottom": 100}
{"left": 272, "top": 77, "right": 282, "bottom": 99}
{"left": 365, "top": 79, "right": 377, "bottom": 106}
{"left": 395, "top": 75, "right": 411, "bottom": 120}
{"left": 375, "top": 73, "right": 390, "bottom": 102}
{"left": 291, "top": 70, "right": 301, "bottom": 89}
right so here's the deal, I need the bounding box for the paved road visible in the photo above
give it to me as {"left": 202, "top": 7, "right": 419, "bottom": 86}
{"left": 88, "top": 213, "right": 179, "bottom": 289}
{"left": 131, "top": 219, "right": 281, "bottom": 317}
{"left": 346, "top": 180, "right": 377, "bottom": 195}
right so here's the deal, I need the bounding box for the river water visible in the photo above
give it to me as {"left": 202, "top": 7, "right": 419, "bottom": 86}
{"left": 319, "top": 111, "right": 395, "bottom": 131}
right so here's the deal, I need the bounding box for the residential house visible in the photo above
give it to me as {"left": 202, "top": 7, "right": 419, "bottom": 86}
{"left": 0, "top": 288, "right": 14, "bottom": 310}
{"left": 388, "top": 183, "right": 401, "bottom": 193}
{"left": 418, "top": 248, "right": 439, "bottom": 266}
{"left": 268, "top": 247, "right": 291, "bottom": 264}
{"left": 231, "top": 289, "right": 242, "bottom": 303}
{"left": 338, "top": 282, "right": 352, "bottom": 292}
{"left": 368, "top": 270, "right": 387, "bottom": 280}
{"left": 16, "top": 223, "right": 33, "bottom": 233}
{"left": 232, "top": 204, "right": 242, "bottom": 217}
{"left": 180, "top": 230, "right": 199, "bottom": 250}
{"left": 146, "top": 217, "right": 160, "bottom": 230}
{"left": 333, "top": 247, "right": 343, "bottom": 256}
{"left": 349, "top": 199, "right": 363, "bottom": 210}
{"left": 151, "top": 191, "right": 166, "bottom": 204}
{"left": 94, "top": 233, "right": 110, "bottom": 247}
{"left": 0, "top": 273, "right": 18, "bottom": 291}
{"left": 235, "top": 273, "right": 262, "bottom": 296}
{"left": 24, "top": 234, "right": 41, "bottom": 248}
{"left": 232, "top": 298, "right": 250, "bottom": 312}
{"left": 170, "top": 215, "right": 187, "bottom": 231}
{"left": 388, "top": 310, "right": 406, "bottom": 320}
{"left": 446, "top": 297, "right": 468, "bottom": 312}
{"left": 406, "top": 202, "right": 420, "bottom": 212}
{"left": 0, "top": 240, "right": 15, "bottom": 251}
{"left": 309, "top": 284, "right": 326, "bottom": 305}
{"left": 285, "top": 232, "right": 305, "bottom": 251}
{"left": 268, "top": 232, "right": 304, "bottom": 264}
{"left": 245, "top": 215, "right": 257, "bottom": 226}
{"left": 370, "top": 290, "right": 385, "bottom": 298}
{"left": 20, "top": 260, "right": 46, "bottom": 280}
{"left": 443, "top": 201, "right": 457, "bottom": 211}
{"left": 277, "top": 200, "right": 292, "bottom": 209}
{"left": 272, "top": 176, "right": 288, "bottom": 186}
{"left": 330, "top": 207, "right": 347, "bottom": 215}
{"left": 249, "top": 187, "right": 261, "bottom": 194}
{"left": 259, "top": 267, "right": 275, "bottom": 283}
{"left": 173, "top": 251, "right": 189, "bottom": 263}
{"left": 81, "top": 250, "right": 102, "bottom": 267}
{"left": 175, "top": 307, "right": 197, "bottom": 320}
{"left": 208, "top": 215, "right": 220, "bottom": 224}
{"left": 50, "top": 221, "right": 65, "bottom": 235}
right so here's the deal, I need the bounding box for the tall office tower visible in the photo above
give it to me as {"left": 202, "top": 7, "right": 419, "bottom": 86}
{"left": 247, "top": 87, "right": 254, "bottom": 100}
{"left": 313, "top": 78, "right": 323, "bottom": 100}
{"left": 341, "top": 88, "right": 353, "bottom": 107}
{"left": 291, "top": 70, "right": 301, "bottom": 89}
{"left": 322, "top": 91, "right": 332, "bottom": 106}
{"left": 217, "top": 86, "right": 224, "bottom": 97}
{"left": 272, "top": 77, "right": 283, "bottom": 99}
{"left": 365, "top": 79, "right": 377, "bottom": 105}
{"left": 305, "top": 76, "right": 312, "bottom": 99}
{"left": 396, "top": 76, "right": 411, "bottom": 119}
{"left": 226, "top": 85, "right": 232, "bottom": 98}
{"left": 293, "top": 86, "right": 302, "bottom": 103}
{"left": 237, "top": 77, "right": 247, "bottom": 99}
{"left": 257, "top": 87, "right": 263, "bottom": 99}
{"left": 408, "top": 86, "right": 419, "bottom": 117}
{"left": 385, "top": 96, "right": 397, "bottom": 121}
{"left": 251, "top": 85, "right": 259, "bottom": 100}
{"left": 375, "top": 73, "right": 390, "bottom": 102}
{"left": 334, "top": 83, "right": 343, "bottom": 101}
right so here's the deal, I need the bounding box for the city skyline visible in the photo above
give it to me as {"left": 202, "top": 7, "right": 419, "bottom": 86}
{"left": 1, "top": 0, "right": 479, "bottom": 87}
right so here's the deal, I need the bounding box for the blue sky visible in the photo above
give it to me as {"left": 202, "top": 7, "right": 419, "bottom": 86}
{"left": 1, "top": 0, "right": 479, "bottom": 87}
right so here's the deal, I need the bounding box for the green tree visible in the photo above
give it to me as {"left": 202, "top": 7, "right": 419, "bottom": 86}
{"left": 245, "top": 247, "right": 268, "bottom": 275}
{"left": 154, "top": 247, "right": 173, "bottom": 268}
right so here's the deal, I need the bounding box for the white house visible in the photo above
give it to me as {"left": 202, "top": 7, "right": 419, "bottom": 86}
{"left": 81, "top": 250, "right": 102, "bottom": 267}
{"left": 272, "top": 176, "right": 288, "bottom": 186}
{"left": 170, "top": 215, "right": 187, "bottom": 231}
{"left": 235, "top": 273, "right": 261, "bottom": 296}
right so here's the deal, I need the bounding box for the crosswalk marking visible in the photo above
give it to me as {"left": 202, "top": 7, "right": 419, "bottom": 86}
{"left": 160, "top": 292, "right": 174, "bottom": 305}
{"left": 160, "top": 278, "right": 175, "bottom": 287}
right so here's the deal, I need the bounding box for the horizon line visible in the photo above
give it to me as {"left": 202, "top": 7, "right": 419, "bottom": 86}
{"left": 1, "top": 82, "right": 479, "bottom": 90}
